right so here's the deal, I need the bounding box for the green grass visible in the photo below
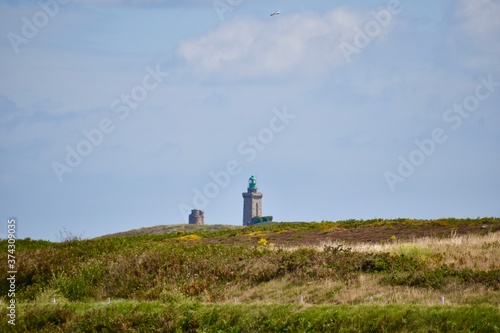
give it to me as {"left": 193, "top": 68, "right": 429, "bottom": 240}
{"left": 2, "top": 301, "right": 499, "bottom": 333}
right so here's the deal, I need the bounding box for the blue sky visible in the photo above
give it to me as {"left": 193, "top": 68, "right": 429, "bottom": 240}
{"left": 1, "top": 0, "right": 499, "bottom": 241}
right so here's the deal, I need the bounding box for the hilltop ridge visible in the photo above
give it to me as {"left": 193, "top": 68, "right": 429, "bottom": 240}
{"left": 98, "top": 218, "right": 500, "bottom": 246}
{"left": 98, "top": 223, "right": 242, "bottom": 238}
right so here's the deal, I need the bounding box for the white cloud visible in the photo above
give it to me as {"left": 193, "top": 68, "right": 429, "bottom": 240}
{"left": 455, "top": 0, "right": 500, "bottom": 37}
{"left": 177, "top": 9, "right": 364, "bottom": 80}
{"left": 450, "top": 0, "right": 500, "bottom": 72}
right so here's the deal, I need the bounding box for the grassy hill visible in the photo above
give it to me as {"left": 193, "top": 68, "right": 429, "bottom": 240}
{"left": 98, "top": 223, "right": 243, "bottom": 238}
{"left": 2, "top": 218, "right": 500, "bottom": 332}
{"left": 100, "top": 217, "right": 499, "bottom": 246}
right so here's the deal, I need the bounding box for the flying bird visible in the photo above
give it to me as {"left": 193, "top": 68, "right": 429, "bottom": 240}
{"left": 270, "top": 10, "right": 280, "bottom": 16}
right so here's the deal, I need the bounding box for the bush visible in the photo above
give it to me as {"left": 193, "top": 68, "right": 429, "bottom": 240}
{"left": 251, "top": 216, "right": 274, "bottom": 225}
{"left": 382, "top": 267, "right": 500, "bottom": 290}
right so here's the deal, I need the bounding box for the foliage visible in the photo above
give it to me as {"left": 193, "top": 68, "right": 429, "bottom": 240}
{"left": 251, "top": 216, "right": 274, "bottom": 225}
{"left": 257, "top": 238, "right": 268, "bottom": 248}
{"left": 383, "top": 267, "right": 500, "bottom": 290}
{"left": 176, "top": 234, "right": 203, "bottom": 242}
{"left": 1, "top": 302, "right": 500, "bottom": 333}
{"left": 0, "top": 218, "right": 499, "bottom": 331}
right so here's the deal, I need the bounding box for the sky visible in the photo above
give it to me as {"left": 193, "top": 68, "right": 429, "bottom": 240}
{"left": 1, "top": 0, "right": 499, "bottom": 241}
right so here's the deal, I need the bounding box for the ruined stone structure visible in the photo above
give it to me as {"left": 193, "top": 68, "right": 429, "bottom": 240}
{"left": 188, "top": 209, "right": 204, "bottom": 225}
{"left": 242, "top": 175, "right": 263, "bottom": 226}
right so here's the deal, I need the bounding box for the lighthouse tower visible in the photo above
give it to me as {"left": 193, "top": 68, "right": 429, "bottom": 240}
{"left": 242, "top": 175, "right": 263, "bottom": 226}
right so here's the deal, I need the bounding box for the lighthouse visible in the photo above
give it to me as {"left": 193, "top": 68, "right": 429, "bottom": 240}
{"left": 242, "top": 175, "right": 263, "bottom": 226}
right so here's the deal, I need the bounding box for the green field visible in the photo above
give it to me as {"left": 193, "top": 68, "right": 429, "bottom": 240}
{"left": 2, "top": 218, "right": 500, "bottom": 332}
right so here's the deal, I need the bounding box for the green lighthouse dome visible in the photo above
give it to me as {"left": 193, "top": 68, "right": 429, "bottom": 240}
{"left": 248, "top": 175, "right": 257, "bottom": 189}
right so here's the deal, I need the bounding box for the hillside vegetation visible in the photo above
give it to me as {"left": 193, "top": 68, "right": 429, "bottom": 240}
{"left": 2, "top": 218, "right": 500, "bottom": 332}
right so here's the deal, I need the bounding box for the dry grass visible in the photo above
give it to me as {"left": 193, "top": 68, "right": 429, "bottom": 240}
{"left": 278, "top": 231, "right": 500, "bottom": 271}
{"left": 220, "top": 275, "right": 500, "bottom": 306}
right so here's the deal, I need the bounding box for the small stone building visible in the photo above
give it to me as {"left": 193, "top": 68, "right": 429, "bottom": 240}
{"left": 188, "top": 209, "right": 204, "bottom": 225}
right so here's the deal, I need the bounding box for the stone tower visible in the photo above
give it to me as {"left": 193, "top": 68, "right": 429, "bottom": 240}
{"left": 242, "top": 175, "right": 263, "bottom": 226}
{"left": 188, "top": 209, "right": 204, "bottom": 225}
